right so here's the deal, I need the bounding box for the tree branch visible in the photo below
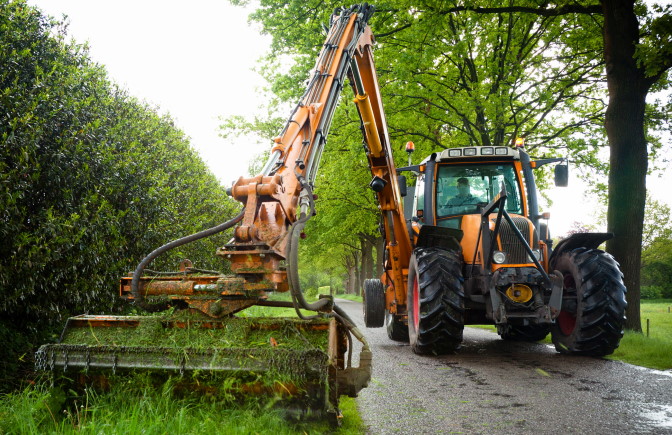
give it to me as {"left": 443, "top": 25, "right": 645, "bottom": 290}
{"left": 437, "top": 4, "right": 602, "bottom": 17}
{"left": 374, "top": 23, "right": 412, "bottom": 39}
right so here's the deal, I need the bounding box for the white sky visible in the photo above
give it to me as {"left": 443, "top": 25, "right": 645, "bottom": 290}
{"left": 25, "top": 0, "right": 672, "bottom": 237}
{"left": 28, "top": 0, "right": 272, "bottom": 188}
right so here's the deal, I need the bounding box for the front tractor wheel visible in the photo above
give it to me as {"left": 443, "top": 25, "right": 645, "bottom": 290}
{"left": 407, "top": 247, "right": 464, "bottom": 355}
{"left": 550, "top": 247, "right": 627, "bottom": 356}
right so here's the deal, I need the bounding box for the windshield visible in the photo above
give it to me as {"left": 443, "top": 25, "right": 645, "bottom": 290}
{"left": 435, "top": 163, "right": 523, "bottom": 219}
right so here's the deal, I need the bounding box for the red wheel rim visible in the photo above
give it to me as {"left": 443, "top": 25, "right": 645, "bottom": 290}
{"left": 412, "top": 277, "right": 420, "bottom": 331}
{"left": 557, "top": 310, "right": 576, "bottom": 335}
{"left": 558, "top": 273, "right": 577, "bottom": 335}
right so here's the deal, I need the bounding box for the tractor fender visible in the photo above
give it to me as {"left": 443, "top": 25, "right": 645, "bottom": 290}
{"left": 415, "top": 224, "right": 463, "bottom": 252}
{"left": 548, "top": 232, "right": 614, "bottom": 269}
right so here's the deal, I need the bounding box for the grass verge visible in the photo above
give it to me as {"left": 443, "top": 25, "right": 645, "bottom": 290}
{"left": 606, "top": 299, "right": 672, "bottom": 370}
{"left": 333, "top": 293, "right": 363, "bottom": 303}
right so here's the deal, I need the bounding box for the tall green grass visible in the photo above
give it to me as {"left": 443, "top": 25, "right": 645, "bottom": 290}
{"left": 0, "top": 377, "right": 363, "bottom": 434}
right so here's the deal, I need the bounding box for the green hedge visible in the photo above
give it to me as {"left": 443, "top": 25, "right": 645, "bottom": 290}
{"left": 640, "top": 285, "right": 672, "bottom": 300}
{"left": 0, "top": 1, "right": 239, "bottom": 388}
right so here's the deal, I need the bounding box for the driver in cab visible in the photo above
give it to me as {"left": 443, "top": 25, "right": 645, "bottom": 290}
{"left": 443, "top": 177, "right": 480, "bottom": 214}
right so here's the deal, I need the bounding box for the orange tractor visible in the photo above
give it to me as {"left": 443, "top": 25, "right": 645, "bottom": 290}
{"left": 365, "top": 142, "right": 627, "bottom": 357}
{"left": 37, "top": 3, "right": 626, "bottom": 421}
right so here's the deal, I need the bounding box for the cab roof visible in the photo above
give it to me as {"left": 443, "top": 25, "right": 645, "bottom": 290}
{"left": 420, "top": 146, "right": 521, "bottom": 164}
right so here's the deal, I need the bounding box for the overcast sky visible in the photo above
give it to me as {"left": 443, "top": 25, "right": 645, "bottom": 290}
{"left": 25, "top": 1, "right": 672, "bottom": 236}
{"left": 28, "top": 0, "right": 272, "bottom": 187}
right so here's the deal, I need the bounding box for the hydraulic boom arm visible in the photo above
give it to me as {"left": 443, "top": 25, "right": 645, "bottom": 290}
{"left": 224, "top": 5, "right": 410, "bottom": 307}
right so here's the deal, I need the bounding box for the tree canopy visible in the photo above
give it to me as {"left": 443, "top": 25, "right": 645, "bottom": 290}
{"left": 224, "top": 0, "right": 608, "bottom": 286}
{"left": 226, "top": 0, "right": 671, "bottom": 329}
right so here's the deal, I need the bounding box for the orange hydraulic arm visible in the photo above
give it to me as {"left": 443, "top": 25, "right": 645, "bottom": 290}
{"left": 348, "top": 27, "right": 412, "bottom": 311}
{"left": 222, "top": 5, "right": 410, "bottom": 310}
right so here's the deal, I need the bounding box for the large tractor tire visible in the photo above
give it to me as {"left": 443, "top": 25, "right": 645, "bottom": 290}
{"left": 364, "top": 279, "right": 385, "bottom": 327}
{"left": 407, "top": 247, "right": 464, "bottom": 355}
{"left": 550, "top": 247, "right": 627, "bottom": 356}
{"left": 498, "top": 323, "right": 550, "bottom": 342}
{"left": 385, "top": 310, "right": 409, "bottom": 342}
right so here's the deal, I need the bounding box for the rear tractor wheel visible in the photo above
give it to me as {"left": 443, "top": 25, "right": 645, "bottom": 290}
{"left": 385, "top": 310, "right": 409, "bottom": 342}
{"left": 363, "top": 279, "right": 385, "bottom": 328}
{"left": 407, "top": 247, "right": 464, "bottom": 355}
{"left": 550, "top": 247, "right": 627, "bottom": 356}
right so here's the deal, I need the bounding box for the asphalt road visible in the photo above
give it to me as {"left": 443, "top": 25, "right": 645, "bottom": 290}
{"left": 335, "top": 298, "right": 672, "bottom": 435}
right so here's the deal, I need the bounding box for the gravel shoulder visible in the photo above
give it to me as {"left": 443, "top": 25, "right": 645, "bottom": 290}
{"left": 335, "top": 298, "right": 672, "bottom": 435}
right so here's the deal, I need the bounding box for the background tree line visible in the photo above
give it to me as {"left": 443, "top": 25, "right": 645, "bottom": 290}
{"left": 0, "top": 1, "right": 239, "bottom": 389}
{"left": 224, "top": 0, "right": 671, "bottom": 329}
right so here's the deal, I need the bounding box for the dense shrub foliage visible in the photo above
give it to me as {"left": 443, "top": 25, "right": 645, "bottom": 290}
{"left": 640, "top": 285, "right": 664, "bottom": 300}
{"left": 0, "top": 1, "right": 239, "bottom": 388}
{"left": 641, "top": 239, "right": 672, "bottom": 299}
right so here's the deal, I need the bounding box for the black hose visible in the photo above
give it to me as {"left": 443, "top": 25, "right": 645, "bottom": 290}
{"left": 131, "top": 209, "right": 245, "bottom": 309}
{"left": 287, "top": 219, "right": 333, "bottom": 313}
{"left": 284, "top": 182, "right": 371, "bottom": 352}
{"left": 285, "top": 180, "right": 333, "bottom": 313}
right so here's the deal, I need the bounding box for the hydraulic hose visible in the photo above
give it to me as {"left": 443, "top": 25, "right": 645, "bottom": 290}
{"left": 287, "top": 218, "right": 333, "bottom": 313}
{"left": 284, "top": 181, "right": 371, "bottom": 354}
{"left": 334, "top": 303, "right": 370, "bottom": 350}
{"left": 285, "top": 179, "right": 333, "bottom": 314}
{"left": 130, "top": 209, "right": 245, "bottom": 309}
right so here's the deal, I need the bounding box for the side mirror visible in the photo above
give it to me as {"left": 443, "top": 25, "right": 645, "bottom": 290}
{"left": 398, "top": 175, "right": 408, "bottom": 197}
{"left": 554, "top": 164, "right": 568, "bottom": 187}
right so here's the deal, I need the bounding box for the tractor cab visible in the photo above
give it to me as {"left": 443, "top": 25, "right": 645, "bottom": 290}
{"left": 411, "top": 147, "right": 526, "bottom": 224}
{"left": 400, "top": 145, "right": 567, "bottom": 263}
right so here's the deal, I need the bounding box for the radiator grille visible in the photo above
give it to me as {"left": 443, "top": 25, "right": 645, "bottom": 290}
{"left": 492, "top": 217, "right": 538, "bottom": 264}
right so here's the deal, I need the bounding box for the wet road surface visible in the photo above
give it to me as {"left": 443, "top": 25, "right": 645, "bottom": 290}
{"left": 336, "top": 299, "right": 672, "bottom": 434}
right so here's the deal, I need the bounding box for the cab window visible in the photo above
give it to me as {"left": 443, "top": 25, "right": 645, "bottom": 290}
{"left": 435, "top": 163, "right": 523, "bottom": 220}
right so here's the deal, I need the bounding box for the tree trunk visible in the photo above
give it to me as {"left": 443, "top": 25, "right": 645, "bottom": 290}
{"left": 347, "top": 266, "right": 357, "bottom": 294}
{"left": 360, "top": 234, "right": 374, "bottom": 283}
{"left": 343, "top": 255, "right": 354, "bottom": 294}
{"left": 375, "top": 236, "right": 385, "bottom": 278}
{"left": 353, "top": 250, "right": 361, "bottom": 296}
{"left": 602, "top": 0, "right": 654, "bottom": 332}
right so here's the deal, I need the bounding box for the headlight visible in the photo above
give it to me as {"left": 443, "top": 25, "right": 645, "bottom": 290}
{"left": 528, "top": 249, "right": 542, "bottom": 262}
{"left": 493, "top": 251, "right": 506, "bottom": 264}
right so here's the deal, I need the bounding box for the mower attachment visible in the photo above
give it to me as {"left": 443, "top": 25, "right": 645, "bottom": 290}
{"left": 36, "top": 313, "right": 370, "bottom": 421}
